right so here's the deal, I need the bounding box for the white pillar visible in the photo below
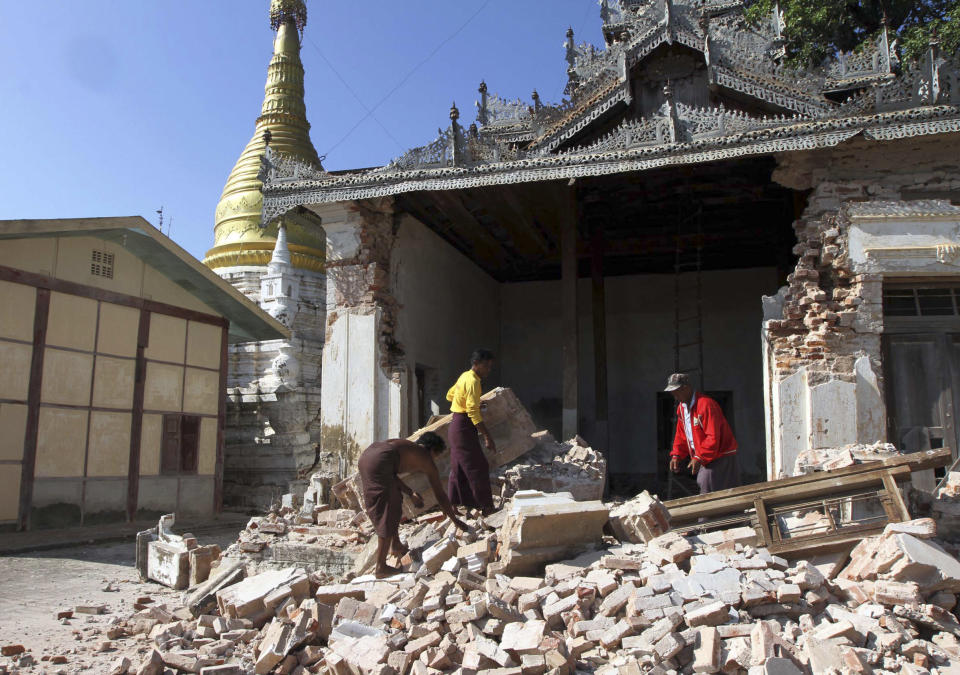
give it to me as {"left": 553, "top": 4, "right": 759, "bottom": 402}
{"left": 317, "top": 205, "right": 406, "bottom": 470}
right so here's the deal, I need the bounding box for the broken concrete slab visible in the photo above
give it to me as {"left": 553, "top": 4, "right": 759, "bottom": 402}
{"left": 216, "top": 567, "right": 308, "bottom": 626}
{"left": 147, "top": 541, "right": 190, "bottom": 590}
{"left": 185, "top": 561, "right": 246, "bottom": 618}
{"left": 841, "top": 531, "right": 960, "bottom": 593}
{"left": 495, "top": 492, "right": 609, "bottom": 576}
{"left": 608, "top": 491, "right": 671, "bottom": 545}
{"left": 189, "top": 545, "right": 221, "bottom": 587}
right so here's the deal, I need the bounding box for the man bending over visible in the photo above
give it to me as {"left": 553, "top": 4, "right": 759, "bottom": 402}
{"left": 357, "top": 432, "right": 469, "bottom": 578}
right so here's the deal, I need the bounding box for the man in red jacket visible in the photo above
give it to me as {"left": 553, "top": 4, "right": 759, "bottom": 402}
{"left": 666, "top": 373, "right": 740, "bottom": 494}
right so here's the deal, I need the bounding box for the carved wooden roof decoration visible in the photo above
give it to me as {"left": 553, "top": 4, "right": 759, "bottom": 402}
{"left": 260, "top": 0, "right": 960, "bottom": 221}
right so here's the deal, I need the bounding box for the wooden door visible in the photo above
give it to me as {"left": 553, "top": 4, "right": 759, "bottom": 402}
{"left": 884, "top": 334, "right": 956, "bottom": 456}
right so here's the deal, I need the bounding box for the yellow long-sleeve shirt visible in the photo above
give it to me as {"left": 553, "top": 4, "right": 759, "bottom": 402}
{"left": 447, "top": 369, "right": 483, "bottom": 425}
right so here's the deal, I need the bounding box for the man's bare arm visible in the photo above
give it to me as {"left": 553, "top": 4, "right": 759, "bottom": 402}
{"left": 422, "top": 463, "right": 468, "bottom": 530}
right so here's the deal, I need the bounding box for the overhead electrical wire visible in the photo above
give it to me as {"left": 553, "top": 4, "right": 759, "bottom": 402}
{"left": 314, "top": 0, "right": 496, "bottom": 160}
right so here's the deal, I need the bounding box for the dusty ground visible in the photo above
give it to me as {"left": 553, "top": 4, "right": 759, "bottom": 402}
{"left": 0, "top": 528, "right": 240, "bottom": 673}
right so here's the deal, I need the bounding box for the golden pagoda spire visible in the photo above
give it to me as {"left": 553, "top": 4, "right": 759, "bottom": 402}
{"left": 205, "top": 0, "right": 325, "bottom": 272}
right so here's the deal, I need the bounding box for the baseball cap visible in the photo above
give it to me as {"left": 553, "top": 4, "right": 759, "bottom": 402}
{"left": 664, "top": 373, "right": 690, "bottom": 392}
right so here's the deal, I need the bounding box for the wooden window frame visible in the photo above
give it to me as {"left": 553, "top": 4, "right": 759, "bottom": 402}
{"left": 160, "top": 413, "right": 200, "bottom": 476}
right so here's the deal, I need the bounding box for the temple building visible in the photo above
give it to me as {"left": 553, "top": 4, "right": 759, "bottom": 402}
{"left": 217, "top": 0, "right": 960, "bottom": 500}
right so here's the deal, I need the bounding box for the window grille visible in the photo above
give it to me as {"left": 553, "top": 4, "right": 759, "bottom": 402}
{"left": 90, "top": 250, "right": 115, "bottom": 279}
{"left": 883, "top": 287, "right": 960, "bottom": 317}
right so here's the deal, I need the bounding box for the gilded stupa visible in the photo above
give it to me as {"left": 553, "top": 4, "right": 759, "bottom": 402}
{"left": 204, "top": 0, "right": 325, "bottom": 272}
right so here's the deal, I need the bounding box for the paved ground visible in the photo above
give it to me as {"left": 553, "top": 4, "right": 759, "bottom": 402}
{"left": 0, "top": 524, "right": 242, "bottom": 673}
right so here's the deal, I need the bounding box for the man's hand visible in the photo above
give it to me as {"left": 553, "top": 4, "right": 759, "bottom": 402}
{"left": 688, "top": 457, "right": 701, "bottom": 475}
{"left": 410, "top": 491, "right": 424, "bottom": 509}
{"left": 483, "top": 434, "right": 497, "bottom": 453}
{"left": 670, "top": 456, "right": 680, "bottom": 473}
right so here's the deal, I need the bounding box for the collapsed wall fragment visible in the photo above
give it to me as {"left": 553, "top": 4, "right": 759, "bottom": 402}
{"left": 494, "top": 433, "right": 608, "bottom": 503}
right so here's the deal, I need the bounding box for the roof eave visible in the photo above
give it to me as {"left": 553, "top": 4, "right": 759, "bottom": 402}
{"left": 0, "top": 216, "right": 290, "bottom": 344}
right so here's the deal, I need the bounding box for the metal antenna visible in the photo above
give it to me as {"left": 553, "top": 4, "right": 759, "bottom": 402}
{"left": 156, "top": 206, "right": 163, "bottom": 233}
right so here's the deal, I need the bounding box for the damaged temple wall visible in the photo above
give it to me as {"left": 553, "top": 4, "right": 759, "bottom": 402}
{"left": 766, "top": 133, "right": 960, "bottom": 479}
{"left": 315, "top": 200, "right": 406, "bottom": 473}
{"left": 501, "top": 267, "right": 779, "bottom": 482}
{"left": 391, "top": 214, "right": 502, "bottom": 430}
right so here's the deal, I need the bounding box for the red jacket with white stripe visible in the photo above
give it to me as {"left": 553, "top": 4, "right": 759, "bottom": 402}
{"left": 670, "top": 394, "right": 738, "bottom": 465}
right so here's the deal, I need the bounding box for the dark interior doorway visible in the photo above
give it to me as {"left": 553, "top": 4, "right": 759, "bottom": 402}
{"left": 655, "top": 391, "right": 735, "bottom": 499}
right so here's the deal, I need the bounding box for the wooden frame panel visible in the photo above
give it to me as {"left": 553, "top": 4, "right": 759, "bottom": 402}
{"left": 214, "top": 324, "right": 228, "bottom": 513}
{"left": 665, "top": 448, "right": 950, "bottom": 523}
{"left": 0, "top": 265, "right": 227, "bottom": 328}
{"left": 18, "top": 288, "right": 50, "bottom": 530}
{"left": 126, "top": 310, "right": 150, "bottom": 520}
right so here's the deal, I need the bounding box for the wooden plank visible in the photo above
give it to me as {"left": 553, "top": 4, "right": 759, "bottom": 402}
{"left": 753, "top": 497, "right": 773, "bottom": 549}
{"left": 666, "top": 448, "right": 950, "bottom": 512}
{"left": 213, "top": 324, "right": 228, "bottom": 514}
{"left": 882, "top": 470, "right": 911, "bottom": 522}
{"left": 669, "top": 465, "right": 913, "bottom": 523}
{"left": 126, "top": 310, "right": 151, "bottom": 521}
{"left": 0, "top": 264, "right": 227, "bottom": 328}
{"left": 17, "top": 288, "right": 50, "bottom": 531}
{"left": 769, "top": 523, "right": 887, "bottom": 557}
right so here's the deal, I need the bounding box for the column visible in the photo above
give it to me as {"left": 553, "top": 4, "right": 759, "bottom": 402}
{"left": 317, "top": 200, "right": 407, "bottom": 475}
{"left": 591, "top": 219, "right": 609, "bottom": 453}
{"left": 562, "top": 181, "right": 579, "bottom": 440}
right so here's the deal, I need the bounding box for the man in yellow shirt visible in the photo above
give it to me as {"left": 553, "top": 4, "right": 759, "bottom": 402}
{"left": 446, "top": 349, "right": 497, "bottom": 515}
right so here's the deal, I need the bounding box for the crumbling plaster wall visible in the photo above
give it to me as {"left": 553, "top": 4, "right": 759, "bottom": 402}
{"left": 391, "top": 214, "right": 501, "bottom": 431}
{"left": 315, "top": 198, "right": 409, "bottom": 480}
{"left": 500, "top": 268, "right": 779, "bottom": 481}
{"left": 766, "top": 133, "right": 960, "bottom": 479}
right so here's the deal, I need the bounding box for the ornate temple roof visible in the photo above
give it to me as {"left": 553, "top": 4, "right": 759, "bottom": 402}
{"left": 259, "top": 0, "right": 960, "bottom": 223}
{"left": 205, "top": 0, "right": 325, "bottom": 273}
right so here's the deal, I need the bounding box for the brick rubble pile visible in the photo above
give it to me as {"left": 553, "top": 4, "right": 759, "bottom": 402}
{"left": 16, "top": 491, "right": 960, "bottom": 675}
{"left": 494, "top": 434, "right": 608, "bottom": 503}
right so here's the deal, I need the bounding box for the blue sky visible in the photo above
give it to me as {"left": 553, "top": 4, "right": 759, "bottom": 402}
{"left": 0, "top": 1, "right": 604, "bottom": 261}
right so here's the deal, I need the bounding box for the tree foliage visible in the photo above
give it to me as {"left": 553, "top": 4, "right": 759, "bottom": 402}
{"left": 745, "top": 0, "right": 960, "bottom": 68}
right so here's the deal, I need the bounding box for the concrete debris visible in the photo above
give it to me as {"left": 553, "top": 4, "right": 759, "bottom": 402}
{"left": 841, "top": 519, "right": 960, "bottom": 593}
{"left": 219, "top": 505, "right": 368, "bottom": 578}
{"left": 493, "top": 433, "right": 607, "bottom": 502}
{"left": 136, "top": 514, "right": 221, "bottom": 591}
{"left": 27, "top": 483, "right": 960, "bottom": 675}
{"left": 607, "top": 490, "right": 671, "bottom": 544}
{"left": 794, "top": 441, "right": 899, "bottom": 475}
{"left": 493, "top": 491, "right": 610, "bottom": 576}
{"left": 24, "top": 385, "right": 960, "bottom": 675}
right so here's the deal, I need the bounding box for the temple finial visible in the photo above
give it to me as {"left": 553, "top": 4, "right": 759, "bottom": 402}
{"left": 270, "top": 0, "right": 307, "bottom": 32}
